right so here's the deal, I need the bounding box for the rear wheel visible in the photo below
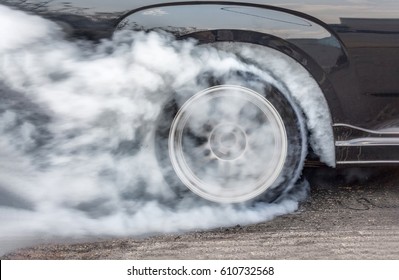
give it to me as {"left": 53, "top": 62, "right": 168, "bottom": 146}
{"left": 155, "top": 70, "right": 305, "bottom": 203}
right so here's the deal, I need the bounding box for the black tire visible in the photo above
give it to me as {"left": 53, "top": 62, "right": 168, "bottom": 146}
{"left": 155, "top": 69, "right": 305, "bottom": 203}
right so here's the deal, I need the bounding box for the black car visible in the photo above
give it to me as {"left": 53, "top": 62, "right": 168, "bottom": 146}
{"left": 2, "top": 0, "right": 399, "bottom": 203}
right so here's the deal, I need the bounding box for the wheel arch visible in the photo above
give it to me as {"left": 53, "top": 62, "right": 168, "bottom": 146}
{"left": 116, "top": 2, "right": 340, "bottom": 166}
{"left": 181, "top": 29, "right": 343, "bottom": 119}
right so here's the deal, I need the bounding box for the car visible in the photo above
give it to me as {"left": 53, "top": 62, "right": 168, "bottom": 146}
{"left": 3, "top": 0, "right": 399, "bottom": 204}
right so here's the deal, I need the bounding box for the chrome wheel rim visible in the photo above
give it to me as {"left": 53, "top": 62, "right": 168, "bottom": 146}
{"left": 169, "top": 85, "right": 287, "bottom": 203}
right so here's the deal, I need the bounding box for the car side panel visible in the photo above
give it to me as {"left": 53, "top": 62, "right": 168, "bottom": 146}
{"left": 3, "top": 0, "right": 399, "bottom": 164}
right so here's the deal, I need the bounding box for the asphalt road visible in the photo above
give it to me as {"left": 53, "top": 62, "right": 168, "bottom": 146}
{"left": 2, "top": 167, "right": 399, "bottom": 259}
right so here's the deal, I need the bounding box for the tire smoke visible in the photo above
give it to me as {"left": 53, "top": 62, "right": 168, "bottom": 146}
{"left": 0, "top": 5, "right": 330, "bottom": 255}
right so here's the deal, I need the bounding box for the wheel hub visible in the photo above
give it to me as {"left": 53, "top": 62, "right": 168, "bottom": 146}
{"left": 209, "top": 123, "right": 247, "bottom": 161}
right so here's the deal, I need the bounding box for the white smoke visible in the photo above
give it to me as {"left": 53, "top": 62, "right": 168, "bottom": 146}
{"left": 0, "top": 5, "right": 329, "bottom": 256}
{"left": 215, "top": 43, "right": 335, "bottom": 166}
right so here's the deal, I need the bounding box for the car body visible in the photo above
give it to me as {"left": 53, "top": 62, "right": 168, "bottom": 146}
{"left": 3, "top": 0, "right": 399, "bottom": 202}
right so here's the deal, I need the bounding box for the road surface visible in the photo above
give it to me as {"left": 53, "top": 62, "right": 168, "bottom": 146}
{"left": 2, "top": 167, "right": 399, "bottom": 259}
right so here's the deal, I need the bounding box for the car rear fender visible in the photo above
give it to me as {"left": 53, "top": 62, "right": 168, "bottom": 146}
{"left": 116, "top": 3, "right": 348, "bottom": 122}
{"left": 116, "top": 3, "right": 351, "bottom": 165}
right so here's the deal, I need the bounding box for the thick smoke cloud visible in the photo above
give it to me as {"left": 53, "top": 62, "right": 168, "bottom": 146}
{"left": 0, "top": 5, "right": 331, "bottom": 255}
